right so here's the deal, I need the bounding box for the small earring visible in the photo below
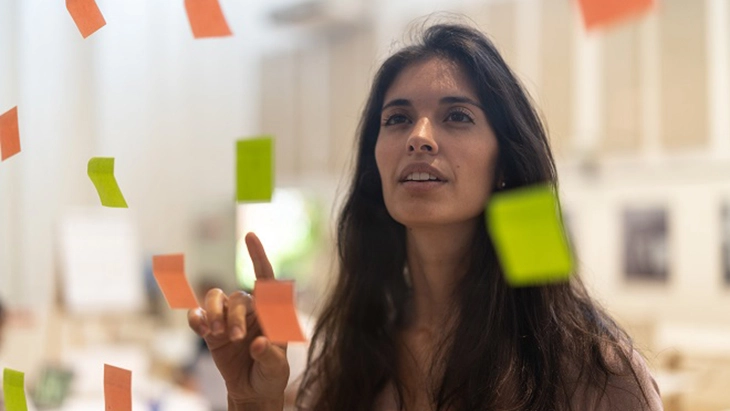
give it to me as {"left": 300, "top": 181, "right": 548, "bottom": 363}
{"left": 499, "top": 180, "right": 506, "bottom": 189}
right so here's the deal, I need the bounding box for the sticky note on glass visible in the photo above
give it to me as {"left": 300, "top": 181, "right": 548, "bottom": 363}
{"left": 485, "top": 184, "right": 573, "bottom": 287}
{"left": 152, "top": 254, "right": 199, "bottom": 309}
{"left": 254, "top": 280, "right": 306, "bottom": 344}
{"left": 88, "top": 157, "right": 128, "bottom": 208}
{"left": 66, "top": 0, "right": 106, "bottom": 38}
{"left": 577, "top": 0, "right": 655, "bottom": 31}
{"left": 0, "top": 106, "right": 20, "bottom": 161}
{"left": 104, "top": 364, "right": 131, "bottom": 411}
{"left": 236, "top": 137, "right": 273, "bottom": 203}
{"left": 3, "top": 368, "right": 28, "bottom": 411}
{"left": 185, "top": 0, "right": 233, "bottom": 39}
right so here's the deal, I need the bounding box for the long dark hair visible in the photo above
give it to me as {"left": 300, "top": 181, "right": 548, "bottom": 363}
{"left": 299, "top": 22, "right": 648, "bottom": 410}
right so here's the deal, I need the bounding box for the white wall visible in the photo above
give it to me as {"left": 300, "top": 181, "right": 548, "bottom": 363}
{"left": 0, "top": 0, "right": 268, "bottom": 302}
{"left": 0, "top": 0, "right": 20, "bottom": 304}
{"left": 563, "top": 160, "right": 730, "bottom": 327}
{"left": 0, "top": 0, "right": 268, "bottom": 371}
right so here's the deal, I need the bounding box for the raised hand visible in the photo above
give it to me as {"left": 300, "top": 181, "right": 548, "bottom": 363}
{"left": 188, "top": 232, "right": 289, "bottom": 410}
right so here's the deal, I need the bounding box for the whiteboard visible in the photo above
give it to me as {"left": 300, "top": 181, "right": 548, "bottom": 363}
{"left": 58, "top": 208, "right": 146, "bottom": 314}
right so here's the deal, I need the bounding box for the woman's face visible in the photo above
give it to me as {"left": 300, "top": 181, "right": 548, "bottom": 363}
{"left": 375, "top": 57, "right": 499, "bottom": 228}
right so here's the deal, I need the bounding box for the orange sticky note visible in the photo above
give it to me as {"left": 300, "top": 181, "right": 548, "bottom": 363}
{"left": 577, "top": 0, "right": 655, "bottom": 30}
{"left": 254, "top": 280, "right": 306, "bottom": 344}
{"left": 104, "top": 364, "right": 131, "bottom": 411}
{"left": 0, "top": 106, "right": 20, "bottom": 161}
{"left": 66, "top": 0, "right": 106, "bottom": 38}
{"left": 185, "top": 0, "right": 233, "bottom": 39}
{"left": 152, "top": 254, "right": 199, "bottom": 309}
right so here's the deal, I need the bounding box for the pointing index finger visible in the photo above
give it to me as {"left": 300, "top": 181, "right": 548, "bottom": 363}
{"left": 245, "top": 232, "right": 275, "bottom": 280}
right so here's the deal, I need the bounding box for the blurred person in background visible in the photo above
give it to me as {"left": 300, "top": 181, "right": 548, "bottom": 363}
{"left": 188, "top": 22, "right": 663, "bottom": 410}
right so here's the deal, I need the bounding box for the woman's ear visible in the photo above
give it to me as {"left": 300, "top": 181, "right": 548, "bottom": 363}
{"left": 493, "top": 154, "right": 505, "bottom": 190}
{"left": 494, "top": 169, "right": 506, "bottom": 190}
{"left": 495, "top": 178, "right": 506, "bottom": 190}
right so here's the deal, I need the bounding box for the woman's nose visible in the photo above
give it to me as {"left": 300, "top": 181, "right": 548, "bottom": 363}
{"left": 407, "top": 118, "right": 438, "bottom": 154}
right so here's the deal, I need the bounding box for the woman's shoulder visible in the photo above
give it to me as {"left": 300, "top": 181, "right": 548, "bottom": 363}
{"left": 569, "top": 345, "right": 664, "bottom": 411}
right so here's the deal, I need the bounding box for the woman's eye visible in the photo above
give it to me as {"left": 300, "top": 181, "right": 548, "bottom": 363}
{"left": 446, "top": 110, "right": 474, "bottom": 123}
{"left": 383, "top": 114, "right": 410, "bottom": 126}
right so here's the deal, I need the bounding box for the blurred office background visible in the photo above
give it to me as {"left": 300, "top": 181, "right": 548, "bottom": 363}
{"left": 1, "top": 0, "right": 729, "bottom": 409}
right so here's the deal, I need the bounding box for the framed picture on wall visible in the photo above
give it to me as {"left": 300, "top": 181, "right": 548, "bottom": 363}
{"left": 722, "top": 203, "right": 730, "bottom": 286}
{"left": 623, "top": 207, "right": 669, "bottom": 283}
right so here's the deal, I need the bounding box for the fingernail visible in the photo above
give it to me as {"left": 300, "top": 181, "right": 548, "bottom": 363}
{"left": 213, "top": 321, "right": 224, "bottom": 335}
{"left": 231, "top": 326, "right": 244, "bottom": 341}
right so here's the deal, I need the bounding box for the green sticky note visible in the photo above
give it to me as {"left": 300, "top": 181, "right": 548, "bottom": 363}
{"left": 236, "top": 136, "right": 273, "bottom": 202}
{"left": 485, "top": 184, "right": 573, "bottom": 287}
{"left": 3, "top": 368, "right": 29, "bottom": 411}
{"left": 88, "top": 157, "right": 128, "bottom": 208}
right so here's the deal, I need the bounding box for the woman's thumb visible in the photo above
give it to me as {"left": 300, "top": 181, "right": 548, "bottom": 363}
{"left": 250, "top": 336, "right": 289, "bottom": 378}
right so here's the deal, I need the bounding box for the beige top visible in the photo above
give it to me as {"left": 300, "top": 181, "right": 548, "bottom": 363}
{"left": 374, "top": 349, "right": 662, "bottom": 410}
{"left": 299, "top": 348, "right": 663, "bottom": 410}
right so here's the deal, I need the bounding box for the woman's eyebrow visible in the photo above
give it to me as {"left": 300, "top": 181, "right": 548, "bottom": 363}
{"left": 382, "top": 98, "right": 411, "bottom": 111}
{"left": 440, "top": 96, "right": 483, "bottom": 109}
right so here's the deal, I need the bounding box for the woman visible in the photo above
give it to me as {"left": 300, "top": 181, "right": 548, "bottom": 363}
{"left": 188, "top": 23, "right": 663, "bottom": 410}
